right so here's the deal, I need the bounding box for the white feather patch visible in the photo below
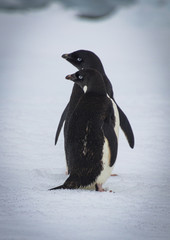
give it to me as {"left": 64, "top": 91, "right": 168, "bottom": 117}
{"left": 96, "top": 137, "right": 113, "bottom": 184}
{"left": 83, "top": 85, "right": 87, "bottom": 93}
{"left": 83, "top": 126, "right": 88, "bottom": 155}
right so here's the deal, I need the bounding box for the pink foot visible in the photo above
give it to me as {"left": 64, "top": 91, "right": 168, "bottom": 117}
{"left": 111, "top": 173, "right": 118, "bottom": 177}
{"left": 96, "top": 184, "right": 105, "bottom": 192}
{"left": 96, "top": 184, "right": 114, "bottom": 193}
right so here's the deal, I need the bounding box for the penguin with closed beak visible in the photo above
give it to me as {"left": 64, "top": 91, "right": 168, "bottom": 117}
{"left": 50, "top": 69, "right": 119, "bottom": 191}
{"left": 55, "top": 50, "right": 134, "bottom": 152}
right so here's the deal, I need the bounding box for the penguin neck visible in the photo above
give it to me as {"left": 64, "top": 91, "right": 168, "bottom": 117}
{"left": 94, "top": 63, "right": 109, "bottom": 85}
{"left": 85, "top": 82, "right": 107, "bottom": 96}
{"left": 98, "top": 67, "right": 113, "bottom": 99}
{"left": 94, "top": 61, "right": 106, "bottom": 77}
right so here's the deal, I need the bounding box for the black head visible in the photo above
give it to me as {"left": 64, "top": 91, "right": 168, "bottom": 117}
{"left": 65, "top": 69, "right": 106, "bottom": 95}
{"left": 62, "top": 50, "right": 105, "bottom": 74}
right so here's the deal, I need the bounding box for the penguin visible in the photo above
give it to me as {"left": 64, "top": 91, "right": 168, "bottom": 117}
{"left": 50, "top": 69, "right": 119, "bottom": 191}
{"left": 55, "top": 50, "right": 134, "bottom": 150}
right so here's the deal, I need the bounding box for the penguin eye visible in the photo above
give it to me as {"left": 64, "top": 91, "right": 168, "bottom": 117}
{"left": 78, "top": 75, "right": 83, "bottom": 80}
{"left": 77, "top": 57, "right": 82, "bottom": 62}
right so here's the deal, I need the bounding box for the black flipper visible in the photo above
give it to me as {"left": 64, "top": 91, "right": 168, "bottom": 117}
{"left": 102, "top": 107, "right": 118, "bottom": 167}
{"left": 49, "top": 174, "right": 81, "bottom": 190}
{"left": 55, "top": 103, "right": 69, "bottom": 145}
{"left": 116, "top": 103, "right": 135, "bottom": 149}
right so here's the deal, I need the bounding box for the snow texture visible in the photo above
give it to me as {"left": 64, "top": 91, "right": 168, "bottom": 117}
{"left": 0, "top": 1, "right": 170, "bottom": 240}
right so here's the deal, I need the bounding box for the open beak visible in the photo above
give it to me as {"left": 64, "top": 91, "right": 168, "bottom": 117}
{"left": 65, "top": 73, "right": 77, "bottom": 81}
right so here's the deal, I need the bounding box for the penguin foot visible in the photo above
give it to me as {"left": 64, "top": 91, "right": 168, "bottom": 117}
{"left": 65, "top": 166, "right": 69, "bottom": 175}
{"left": 95, "top": 184, "right": 106, "bottom": 192}
{"left": 111, "top": 173, "right": 118, "bottom": 177}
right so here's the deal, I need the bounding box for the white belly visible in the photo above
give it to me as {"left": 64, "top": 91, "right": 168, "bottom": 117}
{"left": 96, "top": 137, "right": 113, "bottom": 185}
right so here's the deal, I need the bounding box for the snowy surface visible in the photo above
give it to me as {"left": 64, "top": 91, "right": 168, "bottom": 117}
{"left": 0, "top": 2, "right": 170, "bottom": 240}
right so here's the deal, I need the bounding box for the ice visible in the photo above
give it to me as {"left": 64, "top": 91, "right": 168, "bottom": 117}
{"left": 0, "top": 2, "right": 170, "bottom": 240}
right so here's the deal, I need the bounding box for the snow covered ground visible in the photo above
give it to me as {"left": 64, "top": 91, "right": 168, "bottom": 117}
{"left": 0, "top": 1, "right": 170, "bottom": 240}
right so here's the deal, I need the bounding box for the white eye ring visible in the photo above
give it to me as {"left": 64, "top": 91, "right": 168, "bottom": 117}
{"left": 77, "top": 57, "right": 82, "bottom": 62}
{"left": 78, "top": 75, "right": 83, "bottom": 80}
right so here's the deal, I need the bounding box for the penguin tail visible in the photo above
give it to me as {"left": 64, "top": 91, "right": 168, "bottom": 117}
{"left": 49, "top": 185, "right": 66, "bottom": 191}
{"left": 49, "top": 174, "right": 81, "bottom": 191}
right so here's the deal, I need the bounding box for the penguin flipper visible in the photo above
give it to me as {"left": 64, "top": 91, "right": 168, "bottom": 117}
{"left": 49, "top": 174, "right": 81, "bottom": 190}
{"left": 116, "top": 104, "right": 135, "bottom": 149}
{"left": 55, "top": 103, "right": 69, "bottom": 145}
{"left": 103, "top": 111, "right": 118, "bottom": 167}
